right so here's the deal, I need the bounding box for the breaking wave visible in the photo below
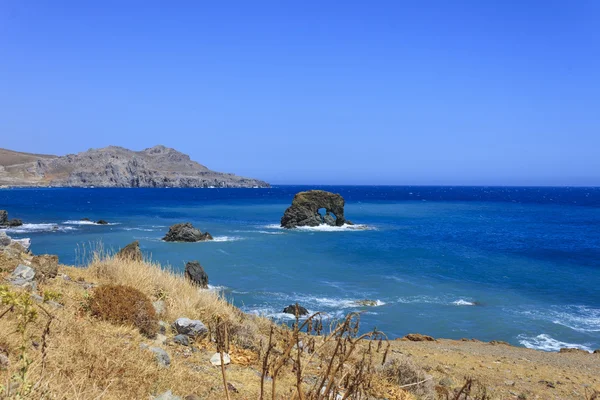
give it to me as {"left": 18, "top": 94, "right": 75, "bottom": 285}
{"left": 263, "top": 223, "right": 376, "bottom": 232}
{"left": 4, "top": 223, "right": 77, "bottom": 233}
{"left": 515, "top": 305, "right": 600, "bottom": 333}
{"left": 518, "top": 334, "right": 592, "bottom": 352}
{"left": 63, "top": 220, "right": 120, "bottom": 226}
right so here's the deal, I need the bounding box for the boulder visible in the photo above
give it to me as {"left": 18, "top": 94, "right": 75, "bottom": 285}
{"left": 163, "top": 223, "right": 213, "bottom": 242}
{"left": 0, "top": 231, "right": 11, "bottom": 247}
{"left": 81, "top": 218, "right": 91, "bottom": 222}
{"left": 116, "top": 240, "right": 143, "bottom": 262}
{"left": 280, "top": 190, "right": 347, "bottom": 228}
{"left": 173, "top": 334, "right": 190, "bottom": 346}
{"left": 401, "top": 333, "right": 435, "bottom": 342}
{"left": 149, "top": 346, "right": 171, "bottom": 368}
{"left": 6, "top": 219, "right": 23, "bottom": 227}
{"left": 9, "top": 265, "right": 36, "bottom": 288}
{"left": 154, "top": 391, "right": 181, "bottom": 400}
{"left": 173, "top": 318, "right": 208, "bottom": 337}
{"left": 30, "top": 255, "right": 59, "bottom": 279}
{"left": 210, "top": 352, "right": 231, "bottom": 366}
{"left": 96, "top": 220, "right": 109, "bottom": 225}
{"left": 282, "top": 304, "right": 309, "bottom": 316}
{"left": 184, "top": 261, "right": 209, "bottom": 288}
{"left": 0, "top": 353, "right": 9, "bottom": 370}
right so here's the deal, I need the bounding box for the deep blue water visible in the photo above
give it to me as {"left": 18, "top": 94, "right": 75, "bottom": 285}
{"left": 1, "top": 186, "right": 599, "bottom": 351}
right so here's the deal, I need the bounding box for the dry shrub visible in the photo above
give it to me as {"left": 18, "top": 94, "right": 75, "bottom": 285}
{"left": 380, "top": 356, "right": 435, "bottom": 400}
{"left": 89, "top": 284, "right": 158, "bottom": 337}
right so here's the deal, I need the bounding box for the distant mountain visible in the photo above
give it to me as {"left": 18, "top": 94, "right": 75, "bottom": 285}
{"left": 0, "top": 145, "right": 269, "bottom": 188}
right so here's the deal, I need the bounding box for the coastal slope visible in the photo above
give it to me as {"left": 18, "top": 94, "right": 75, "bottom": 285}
{"left": 0, "top": 145, "right": 269, "bottom": 188}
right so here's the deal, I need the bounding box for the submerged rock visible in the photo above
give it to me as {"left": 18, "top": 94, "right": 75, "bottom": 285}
{"left": 184, "top": 261, "right": 209, "bottom": 288}
{"left": 282, "top": 304, "right": 309, "bottom": 316}
{"left": 355, "top": 299, "right": 378, "bottom": 307}
{"left": 163, "top": 223, "right": 213, "bottom": 242}
{"left": 116, "top": 240, "right": 143, "bottom": 262}
{"left": 96, "top": 220, "right": 109, "bottom": 225}
{"left": 280, "top": 190, "right": 348, "bottom": 228}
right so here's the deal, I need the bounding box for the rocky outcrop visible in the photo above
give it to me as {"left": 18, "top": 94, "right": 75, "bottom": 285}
{"left": 31, "top": 254, "right": 59, "bottom": 280}
{"left": 401, "top": 333, "right": 436, "bottom": 342}
{"left": 0, "top": 210, "right": 23, "bottom": 227}
{"left": 0, "top": 146, "right": 270, "bottom": 188}
{"left": 282, "top": 304, "right": 309, "bottom": 316}
{"left": 116, "top": 240, "right": 143, "bottom": 262}
{"left": 184, "top": 261, "right": 209, "bottom": 288}
{"left": 280, "top": 190, "right": 349, "bottom": 228}
{"left": 163, "top": 223, "right": 213, "bottom": 242}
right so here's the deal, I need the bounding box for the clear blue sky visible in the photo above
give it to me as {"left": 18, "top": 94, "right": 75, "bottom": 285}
{"left": 1, "top": 1, "right": 599, "bottom": 185}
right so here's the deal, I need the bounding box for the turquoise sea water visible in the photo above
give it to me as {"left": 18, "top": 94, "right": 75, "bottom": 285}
{"left": 1, "top": 186, "right": 599, "bottom": 352}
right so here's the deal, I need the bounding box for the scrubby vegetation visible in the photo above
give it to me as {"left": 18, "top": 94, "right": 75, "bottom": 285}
{"left": 89, "top": 284, "right": 157, "bottom": 338}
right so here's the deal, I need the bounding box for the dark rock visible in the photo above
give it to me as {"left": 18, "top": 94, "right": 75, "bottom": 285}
{"left": 31, "top": 254, "right": 59, "bottom": 279}
{"left": 173, "top": 318, "right": 208, "bottom": 337}
{"left": 149, "top": 347, "right": 171, "bottom": 368}
{"left": 282, "top": 304, "right": 309, "bottom": 316}
{"left": 96, "top": 220, "right": 109, "bottom": 225}
{"left": 559, "top": 347, "right": 589, "bottom": 354}
{"left": 81, "top": 218, "right": 91, "bottom": 222}
{"left": 184, "top": 261, "right": 209, "bottom": 288}
{"left": 280, "top": 190, "right": 347, "bottom": 228}
{"left": 401, "top": 333, "right": 435, "bottom": 342}
{"left": 594, "top": 349, "right": 600, "bottom": 354}
{"left": 153, "top": 390, "right": 180, "bottom": 400}
{"left": 0, "top": 353, "right": 9, "bottom": 370}
{"left": 116, "top": 240, "right": 143, "bottom": 262}
{"left": 173, "top": 334, "right": 190, "bottom": 346}
{"left": 0, "top": 210, "right": 7, "bottom": 225}
{"left": 163, "top": 223, "right": 213, "bottom": 242}
{"left": 6, "top": 219, "right": 22, "bottom": 227}
{"left": 227, "top": 383, "right": 239, "bottom": 393}
{"left": 489, "top": 340, "right": 511, "bottom": 346}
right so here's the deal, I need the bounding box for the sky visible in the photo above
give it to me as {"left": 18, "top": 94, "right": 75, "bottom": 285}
{"left": 1, "top": 1, "right": 599, "bottom": 186}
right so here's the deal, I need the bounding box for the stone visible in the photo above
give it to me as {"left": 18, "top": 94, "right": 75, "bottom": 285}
{"left": 226, "top": 382, "right": 239, "bottom": 393}
{"left": 116, "top": 240, "right": 143, "bottom": 262}
{"left": 9, "top": 264, "right": 36, "bottom": 286}
{"left": 489, "top": 340, "right": 511, "bottom": 346}
{"left": 158, "top": 320, "right": 169, "bottom": 335}
{"left": 153, "top": 300, "right": 165, "bottom": 315}
{"left": 6, "top": 219, "right": 22, "bottom": 227}
{"left": 30, "top": 254, "right": 59, "bottom": 279}
{"left": 81, "top": 218, "right": 91, "bottom": 222}
{"left": 96, "top": 220, "right": 109, "bottom": 225}
{"left": 282, "top": 304, "right": 309, "bottom": 316}
{"left": 155, "top": 334, "right": 167, "bottom": 345}
{"left": 173, "top": 334, "right": 190, "bottom": 346}
{"left": 173, "top": 318, "right": 208, "bottom": 337}
{"left": 594, "top": 349, "right": 600, "bottom": 354}
{"left": 401, "top": 333, "right": 435, "bottom": 342}
{"left": 0, "top": 210, "right": 7, "bottom": 225}
{"left": 355, "top": 299, "right": 378, "bottom": 307}
{"left": 559, "top": 347, "right": 589, "bottom": 354}
{"left": 163, "top": 223, "right": 213, "bottom": 242}
{"left": 153, "top": 390, "right": 182, "bottom": 400}
{"left": 0, "top": 353, "right": 9, "bottom": 370}
{"left": 210, "top": 352, "right": 231, "bottom": 366}
{"left": 184, "top": 261, "right": 209, "bottom": 288}
{"left": 149, "top": 346, "right": 171, "bottom": 368}
{"left": 281, "top": 190, "right": 347, "bottom": 228}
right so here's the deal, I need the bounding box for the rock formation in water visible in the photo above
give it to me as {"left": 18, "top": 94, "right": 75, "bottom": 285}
{"left": 0, "top": 210, "right": 23, "bottom": 227}
{"left": 0, "top": 145, "right": 269, "bottom": 188}
{"left": 282, "top": 304, "right": 309, "bottom": 316}
{"left": 280, "top": 190, "right": 349, "bottom": 228}
{"left": 163, "top": 223, "right": 213, "bottom": 242}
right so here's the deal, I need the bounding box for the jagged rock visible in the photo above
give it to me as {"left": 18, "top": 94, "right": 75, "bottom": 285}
{"left": 210, "top": 352, "right": 231, "bottom": 366}
{"left": 96, "top": 220, "right": 109, "bottom": 225}
{"left": 153, "top": 390, "right": 181, "bottom": 400}
{"left": 401, "top": 333, "right": 435, "bottom": 342}
{"left": 173, "top": 318, "right": 208, "bottom": 337}
{"left": 149, "top": 346, "right": 171, "bottom": 368}
{"left": 280, "top": 190, "right": 347, "bottom": 228}
{"left": 163, "top": 223, "right": 213, "bottom": 242}
{"left": 9, "top": 265, "right": 36, "bottom": 288}
{"left": 173, "top": 334, "right": 190, "bottom": 346}
{"left": 30, "top": 254, "right": 59, "bottom": 279}
{"left": 116, "top": 240, "right": 143, "bottom": 261}
{"left": 0, "top": 210, "right": 22, "bottom": 227}
{"left": 282, "top": 304, "right": 309, "bottom": 316}
{"left": 184, "top": 261, "right": 209, "bottom": 288}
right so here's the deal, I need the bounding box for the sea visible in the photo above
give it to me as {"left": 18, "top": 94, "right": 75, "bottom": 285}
{"left": 1, "top": 186, "right": 599, "bottom": 352}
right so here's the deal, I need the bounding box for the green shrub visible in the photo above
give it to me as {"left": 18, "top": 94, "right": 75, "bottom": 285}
{"left": 89, "top": 284, "right": 157, "bottom": 337}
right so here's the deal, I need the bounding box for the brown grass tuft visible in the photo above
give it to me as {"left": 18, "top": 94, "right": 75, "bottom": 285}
{"left": 89, "top": 284, "right": 158, "bottom": 338}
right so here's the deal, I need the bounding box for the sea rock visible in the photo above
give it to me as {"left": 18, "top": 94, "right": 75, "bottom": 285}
{"left": 173, "top": 334, "right": 190, "bottom": 346}
{"left": 0, "top": 210, "right": 7, "bottom": 225}
{"left": 81, "top": 218, "right": 91, "bottom": 222}
{"left": 184, "top": 261, "right": 209, "bottom": 288}
{"left": 401, "top": 333, "right": 436, "bottom": 342}
{"left": 30, "top": 254, "right": 59, "bottom": 279}
{"left": 355, "top": 299, "right": 378, "bottom": 307}
{"left": 173, "top": 318, "right": 208, "bottom": 337}
{"left": 280, "top": 190, "right": 347, "bottom": 228}
{"left": 210, "top": 352, "right": 231, "bottom": 366}
{"left": 116, "top": 240, "right": 143, "bottom": 262}
{"left": 149, "top": 346, "right": 171, "bottom": 368}
{"left": 0, "top": 210, "right": 22, "bottom": 227}
{"left": 163, "top": 223, "right": 213, "bottom": 242}
{"left": 96, "top": 220, "right": 109, "bottom": 225}
{"left": 282, "top": 304, "right": 309, "bottom": 316}
{"left": 153, "top": 390, "right": 181, "bottom": 400}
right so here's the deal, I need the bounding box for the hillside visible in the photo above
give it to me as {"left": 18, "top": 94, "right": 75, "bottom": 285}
{"left": 0, "top": 146, "right": 269, "bottom": 188}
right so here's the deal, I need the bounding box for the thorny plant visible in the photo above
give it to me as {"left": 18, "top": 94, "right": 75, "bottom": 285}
{"left": 0, "top": 285, "right": 58, "bottom": 398}
{"left": 257, "top": 304, "right": 391, "bottom": 400}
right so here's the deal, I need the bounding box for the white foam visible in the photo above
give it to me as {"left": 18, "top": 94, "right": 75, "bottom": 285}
{"left": 211, "top": 236, "right": 243, "bottom": 242}
{"left": 207, "top": 284, "right": 227, "bottom": 291}
{"left": 518, "top": 334, "right": 592, "bottom": 353}
{"left": 263, "top": 223, "right": 376, "bottom": 232}
{"left": 516, "top": 305, "right": 600, "bottom": 333}
{"left": 453, "top": 299, "right": 476, "bottom": 306}
{"left": 5, "top": 223, "right": 76, "bottom": 233}
{"left": 63, "top": 220, "right": 120, "bottom": 226}
{"left": 123, "top": 227, "right": 156, "bottom": 232}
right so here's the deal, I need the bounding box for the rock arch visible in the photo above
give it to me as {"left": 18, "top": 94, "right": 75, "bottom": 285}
{"left": 280, "top": 190, "right": 347, "bottom": 228}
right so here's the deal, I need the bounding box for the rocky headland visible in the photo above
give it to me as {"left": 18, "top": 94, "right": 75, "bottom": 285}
{"left": 0, "top": 145, "right": 269, "bottom": 188}
{"left": 280, "top": 190, "right": 350, "bottom": 228}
